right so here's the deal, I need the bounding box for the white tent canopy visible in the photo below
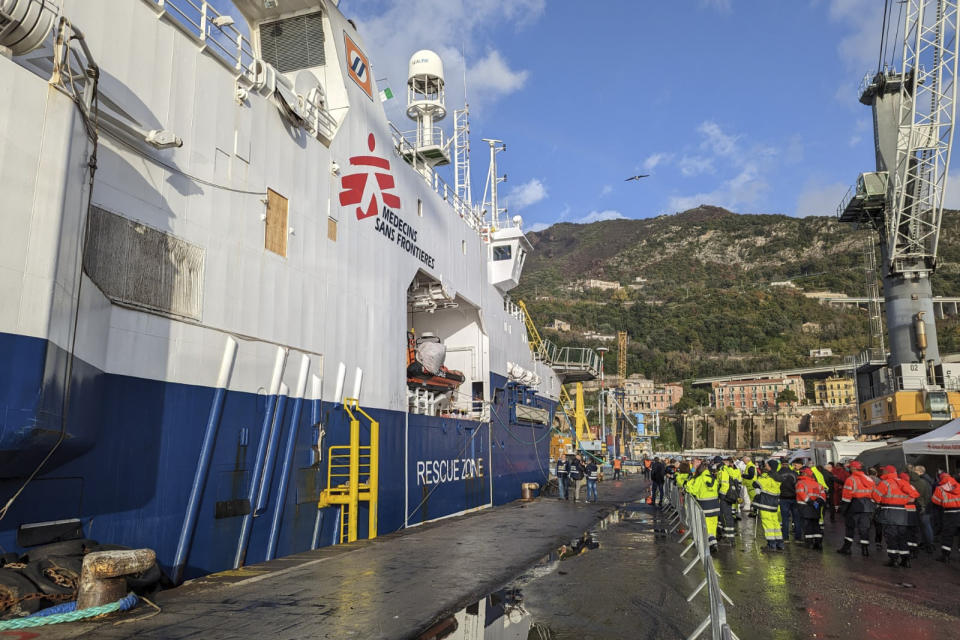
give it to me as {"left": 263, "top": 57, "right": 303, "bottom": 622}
{"left": 902, "top": 419, "right": 960, "bottom": 456}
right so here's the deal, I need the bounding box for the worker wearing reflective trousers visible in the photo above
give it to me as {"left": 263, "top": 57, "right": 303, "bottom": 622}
{"left": 717, "top": 458, "right": 740, "bottom": 540}
{"left": 900, "top": 472, "right": 921, "bottom": 557}
{"left": 741, "top": 456, "right": 757, "bottom": 515}
{"left": 837, "top": 460, "right": 876, "bottom": 556}
{"left": 932, "top": 472, "right": 960, "bottom": 562}
{"left": 873, "top": 465, "right": 919, "bottom": 567}
{"left": 754, "top": 460, "right": 784, "bottom": 551}
{"left": 686, "top": 461, "right": 721, "bottom": 553}
{"left": 796, "top": 468, "right": 826, "bottom": 550}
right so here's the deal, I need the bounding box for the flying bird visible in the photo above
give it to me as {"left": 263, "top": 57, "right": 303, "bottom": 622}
{"left": 625, "top": 175, "right": 649, "bottom": 181}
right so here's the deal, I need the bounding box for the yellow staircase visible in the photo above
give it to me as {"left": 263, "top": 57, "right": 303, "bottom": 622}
{"left": 515, "top": 300, "right": 595, "bottom": 449}
{"left": 318, "top": 398, "right": 379, "bottom": 544}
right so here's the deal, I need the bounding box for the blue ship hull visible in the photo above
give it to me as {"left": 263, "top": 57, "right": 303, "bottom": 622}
{"left": 0, "top": 332, "right": 554, "bottom": 580}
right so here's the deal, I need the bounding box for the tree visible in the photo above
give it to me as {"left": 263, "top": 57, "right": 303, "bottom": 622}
{"left": 776, "top": 388, "right": 798, "bottom": 406}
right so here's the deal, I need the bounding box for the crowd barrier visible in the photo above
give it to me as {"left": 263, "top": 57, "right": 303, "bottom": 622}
{"left": 662, "top": 481, "right": 740, "bottom": 640}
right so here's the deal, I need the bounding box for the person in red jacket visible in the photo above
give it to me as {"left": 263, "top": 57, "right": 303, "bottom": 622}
{"left": 838, "top": 460, "right": 876, "bottom": 556}
{"left": 829, "top": 462, "right": 849, "bottom": 523}
{"left": 931, "top": 472, "right": 960, "bottom": 562}
{"left": 899, "top": 472, "right": 921, "bottom": 558}
{"left": 797, "top": 467, "right": 827, "bottom": 550}
{"left": 873, "top": 465, "right": 920, "bottom": 567}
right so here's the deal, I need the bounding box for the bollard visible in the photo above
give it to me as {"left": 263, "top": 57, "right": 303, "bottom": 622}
{"left": 520, "top": 482, "right": 540, "bottom": 501}
{"left": 77, "top": 548, "right": 156, "bottom": 609}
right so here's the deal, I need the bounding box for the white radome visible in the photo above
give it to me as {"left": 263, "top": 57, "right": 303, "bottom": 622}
{"left": 408, "top": 49, "right": 444, "bottom": 82}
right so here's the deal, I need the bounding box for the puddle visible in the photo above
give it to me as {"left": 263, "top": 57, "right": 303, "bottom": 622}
{"left": 415, "top": 507, "right": 657, "bottom": 640}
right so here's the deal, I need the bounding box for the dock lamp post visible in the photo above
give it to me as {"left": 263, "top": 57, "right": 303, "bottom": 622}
{"left": 597, "top": 347, "right": 609, "bottom": 459}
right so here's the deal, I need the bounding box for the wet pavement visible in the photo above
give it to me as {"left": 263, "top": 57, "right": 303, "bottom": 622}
{"left": 714, "top": 512, "right": 960, "bottom": 640}
{"left": 20, "top": 476, "right": 960, "bottom": 639}
{"left": 517, "top": 496, "right": 960, "bottom": 640}
{"left": 34, "top": 475, "right": 647, "bottom": 639}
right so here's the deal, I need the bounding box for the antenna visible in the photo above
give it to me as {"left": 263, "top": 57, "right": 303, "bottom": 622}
{"left": 453, "top": 49, "right": 472, "bottom": 216}
{"left": 480, "top": 139, "right": 507, "bottom": 231}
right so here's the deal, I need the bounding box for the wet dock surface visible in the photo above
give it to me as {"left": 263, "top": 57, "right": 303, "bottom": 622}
{"left": 22, "top": 478, "right": 960, "bottom": 639}
{"left": 518, "top": 499, "right": 960, "bottom": 640}
{"left": 36, "top": 476, "right": 644, "bottom": 639}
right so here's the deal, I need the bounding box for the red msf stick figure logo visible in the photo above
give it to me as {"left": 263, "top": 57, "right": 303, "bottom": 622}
{"left": 339, "top": 133, "right": 401, "bottom": 220}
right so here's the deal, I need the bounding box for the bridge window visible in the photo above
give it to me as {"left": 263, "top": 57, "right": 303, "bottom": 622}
{"left": 493, "top": 245, "right": 511, "bottom": 261}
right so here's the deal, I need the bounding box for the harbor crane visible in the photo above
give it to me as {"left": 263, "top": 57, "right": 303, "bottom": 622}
{"left": 838, "top": 0, "right": 960, "bottom": 433}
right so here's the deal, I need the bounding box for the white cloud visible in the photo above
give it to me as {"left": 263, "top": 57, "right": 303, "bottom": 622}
{"left": 669, "top": 164, "right": 768, "bottom": 212}
{"left": 468, "top": 50, "right": 529, "bottom": 97}
{"left": 667, "top": 119, "right": 775, "bottom": 212}
{"left": 574, "top": 209, "right": 626, "bottom": 224}
{"left": 698, "top": 121, "right": 740, "bottom": 156}
{"left": 505, "top": 178, "right": 548, "bottom": 211}
{"left": 828, "top": 0, "right": 884, "bottom": 71}
{"left": 643, "top": 152, "right": 673, "bottom": 171}
{"left": 678, "top": 155, "right": 715, "bottom": 177}
{"left": 795, "top": 180, "right": 849, "bottom": 217}
{"left": 347, "top": 0, "right": 544, "bottom": 114}
{"left": 526, "top": 221, "right": 550, "bottom": 232}
{"left": 600, "top": 184, "right": 613, "bottom": 196}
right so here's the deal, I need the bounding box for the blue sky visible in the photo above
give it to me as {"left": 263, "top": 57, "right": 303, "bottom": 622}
{"left": 219, "top": 0, "right": 943, "bottom": 231}
{"left": 340, "top": 0, "right": 901, "bottom": 231}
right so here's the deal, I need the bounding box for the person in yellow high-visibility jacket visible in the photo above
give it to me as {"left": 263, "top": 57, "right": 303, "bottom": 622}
{"left": 674, "top": 461, "right": 691, "bottom": 492}
{"left": 717, "top": 457, "right": 741, "bottom": 540}
{"left": 741, "top": 456, "right": 757, "bottom": 516}
{"left": 687, "top": 461, "right": 721, "bottom": 552}
{"left": 754, "top": 460, "right": 784, "bottom": 551}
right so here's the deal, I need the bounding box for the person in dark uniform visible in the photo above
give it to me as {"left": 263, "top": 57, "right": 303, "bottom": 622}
{"left": 556, "top": 455, "right": 570, "bottom": 500}
{"left": 585, "top": 458, "right": 600, "bottom": 502}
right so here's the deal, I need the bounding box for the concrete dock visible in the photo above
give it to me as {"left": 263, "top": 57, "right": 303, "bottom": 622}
{"left": 37, "top": 477, "right": 645, "bottom": 639}
{"left": 19, "top": 476, "right": 960, "bottom": 639}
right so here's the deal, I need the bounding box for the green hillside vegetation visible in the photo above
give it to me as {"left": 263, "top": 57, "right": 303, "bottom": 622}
{"left": 516, "top": 206, "right": 960, "bottom": 382}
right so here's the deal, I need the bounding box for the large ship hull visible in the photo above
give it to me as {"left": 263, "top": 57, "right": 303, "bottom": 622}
{"left": 0, "top": 0, "right": 558, "bottom": 580}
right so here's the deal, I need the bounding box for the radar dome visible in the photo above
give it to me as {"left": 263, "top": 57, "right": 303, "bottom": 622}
{"left": 408, "top": 50, "right": 444, "bottom": 83}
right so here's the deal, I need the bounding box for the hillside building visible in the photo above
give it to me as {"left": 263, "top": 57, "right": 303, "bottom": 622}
{"left": 787, "top": 431, "right": 814, "bottom": 449}
{"left": 607, "top": 375, "right": 683, "bottom": 414}
{"left": 582, "top": 279, "right": 621, "bottom": 291}
{"left": 546, "top": 319, "right": 570, "bottom": 332}
{"left": 809, "top": 348, "right": 833, "bottom": 357}
{"left": 710, "top": 376, "right": 805, "bottom": 410}
{"left": 814, "top": 376, "right": 856, "bottom": 406}
{"left": 582, "top": 330, "right": 616, "bottom": 342}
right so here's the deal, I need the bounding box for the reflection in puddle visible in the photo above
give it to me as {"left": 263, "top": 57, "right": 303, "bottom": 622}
{"left": 416, "top": 508, "right": 649, "bottom": 639}
{"left": 415, "top": 587, "right": 535, "bottom": 640}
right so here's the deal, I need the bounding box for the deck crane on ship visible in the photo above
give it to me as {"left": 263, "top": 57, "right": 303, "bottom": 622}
{"left": 838, "top": 0, "right": 960, "bottom": 434}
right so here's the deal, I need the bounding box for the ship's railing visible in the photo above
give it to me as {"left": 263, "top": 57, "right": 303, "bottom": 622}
{"left": 398, "top": 126, "right": 447, "bottom": 151}
{"left": 504, "top": 297, "right": 525, "bottom": 322}
{"left": 389, "top": 123, "right": 486, "bottom": 234}
{"left": 153, "top": 0, "right": 256, "bottom": 75}
{"left": 662, "top": 481, "right": 740, "bottom": 640}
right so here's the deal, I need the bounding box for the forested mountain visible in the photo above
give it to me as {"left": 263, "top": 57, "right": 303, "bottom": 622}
{"left": 515, "top": 206, "right": 960, "bottom": 382}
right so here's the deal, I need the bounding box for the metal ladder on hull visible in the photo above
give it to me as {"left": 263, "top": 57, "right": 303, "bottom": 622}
{"left": 318, "top": 399, "right": 379, "bottom": 544}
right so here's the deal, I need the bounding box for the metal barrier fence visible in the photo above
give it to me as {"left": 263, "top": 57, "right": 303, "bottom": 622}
{"left": 662, "top": 481, "right": 739, "bottom": 640}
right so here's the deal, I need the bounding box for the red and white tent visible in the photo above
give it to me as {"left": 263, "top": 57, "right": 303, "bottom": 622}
{"left": 902, "top": 419, "right": 960, "bottom": 456}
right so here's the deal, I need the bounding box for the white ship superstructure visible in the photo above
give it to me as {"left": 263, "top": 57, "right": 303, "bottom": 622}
{"left": 0, "top": 0, "right": 565, "bottom": 580}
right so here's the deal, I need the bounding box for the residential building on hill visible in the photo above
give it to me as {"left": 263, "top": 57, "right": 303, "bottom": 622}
{"left": 582, "top": 279, "right": 621, "bottom": 291}
{"left": 787, "top": 431, "right": 814, "bottom": 449}
{"left": 546, "top": 319, "right": 570, "bottom": 332}
{"left": 607, "top": 375, "right": 683, "bottom": 414}
{"left": 814, "top": 376, "right": 855, "bottom": 406}
{"left": 710, "top": 376, "right": 805, "bottom": 410}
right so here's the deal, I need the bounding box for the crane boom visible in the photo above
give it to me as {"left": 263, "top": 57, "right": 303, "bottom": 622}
{"left": 839, "top": 0, "right": 960, "bottom": 434}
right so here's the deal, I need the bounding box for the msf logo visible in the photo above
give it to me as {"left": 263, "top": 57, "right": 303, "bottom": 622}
{"left": 339, "top": 133, "right": 401, "bottom": 220}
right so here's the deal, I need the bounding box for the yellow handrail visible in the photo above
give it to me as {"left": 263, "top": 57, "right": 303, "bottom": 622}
{"left": 318, "top": 398, "right": 379, "bottom": 544}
